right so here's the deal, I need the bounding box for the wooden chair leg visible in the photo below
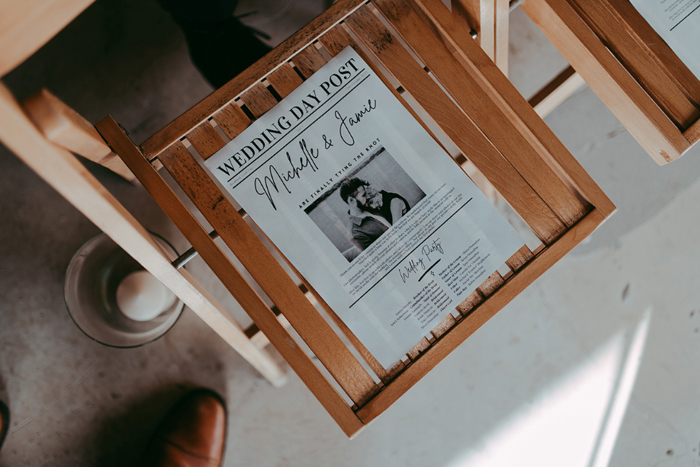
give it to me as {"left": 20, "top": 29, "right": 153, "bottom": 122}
{"left": 0, "top": 82, "right": 287, "bottom": 387}
{"left": 495, "top": 0, "right": 509, "bottom": 75}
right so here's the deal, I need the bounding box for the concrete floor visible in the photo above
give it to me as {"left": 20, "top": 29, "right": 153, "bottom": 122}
{"left": 2, "top": 1, "right": 700, "bottom": 466}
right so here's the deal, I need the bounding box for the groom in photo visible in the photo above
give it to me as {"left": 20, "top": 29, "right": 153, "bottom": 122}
{"left": 340, "top": 178, "right": 410, "bottom": 250}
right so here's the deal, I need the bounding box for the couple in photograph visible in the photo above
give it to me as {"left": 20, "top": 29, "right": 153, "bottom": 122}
{"left": 340, "top": 178, "right": 411, "bottom": 251}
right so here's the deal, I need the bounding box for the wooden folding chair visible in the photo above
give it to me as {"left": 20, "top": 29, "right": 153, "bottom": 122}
{"left": 97, "top": 0, "right": 615, "bottom": 437}
{"left": 522, "top": 0, "right": 700, "bottom": 164}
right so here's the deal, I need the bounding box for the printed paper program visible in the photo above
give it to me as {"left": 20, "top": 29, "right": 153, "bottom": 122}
{"left": 205, "top": 47, "right": 523, "bottom": 367}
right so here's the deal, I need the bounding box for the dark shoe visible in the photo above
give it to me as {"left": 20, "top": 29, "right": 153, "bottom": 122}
{"left": 140, "top": 389, "right": 227, "bottom": 467}
{"left": 0, "top": 400, "right": 8, "bottom": 451}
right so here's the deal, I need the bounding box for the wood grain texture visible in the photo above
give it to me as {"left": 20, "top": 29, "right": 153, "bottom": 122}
{"left": 155, "top": 135, "right": 378, "bottom": 407}
{"left": 456, "top": 289, "right": 483, "bottom": 314}
{"left": 522, "top": 0, "right": 690, "bottom": 164}
{"left": 477, "top": 271, "right": 505, "bottom": 297}
{"left": 406, "top": 337, "right": 431, "bottom": 360}
{"left": 568, "top": 0, "right": 700, "bottom": 129}
{"left": 97, "top": 117, "right": 366, "bottom": 436}
{"left": 345, "top": 6, "right": 568, "bottom": 244}
{"left": 211, "top": 103, "right": 251, "bottom": 141}
{"left": 415, "top": 0, "right": 616, "bottom": 217}
{"left": 22, "top": 89, "right": 135, "bottom": 181}
{"left": 375, "top": 0, "right": 589, "bottom": 227}
{"left": 187, "top": 122, "right": 227, "bottom": 159}
{"left": 505, "top": 245, "right": 534, "bottom": 272}
{"left": 292, "top": 44, "right": 329, "bottom": 78}
{"left": 140, "top": 0, "right": 369, "bottom": 159}
{"left": 298, "top": 277, "right": 392, "bottom": 382}
{"left": 430, "top": 314, "right": 457, "bottom": 340}
{"left": 240, "top": 82, "right": 279, "bottom": 118}
{"left": 266, "top": 62, "right": 305, "bottom": 98}
{"left": 356, "top": 208, "right": 606, "bottom": 423}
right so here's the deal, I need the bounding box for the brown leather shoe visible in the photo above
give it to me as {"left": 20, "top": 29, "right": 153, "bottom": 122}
{"left": 0, "top": 400, "right": 8, "bottom": 451}
{"left": 140, "top": 389, "right": 227, "bottom": 467}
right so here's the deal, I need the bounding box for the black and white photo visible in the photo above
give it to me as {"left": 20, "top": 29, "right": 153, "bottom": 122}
{"left": 304, "top": 147, "right": 426, "bottom": 261}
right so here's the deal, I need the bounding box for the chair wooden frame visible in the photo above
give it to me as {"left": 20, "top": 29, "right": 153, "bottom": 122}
{"left": 522, "top": 0, "right": 700, "bottom": 164}
{"left": 96, "top": 0, "right": 615, "bottom": 437}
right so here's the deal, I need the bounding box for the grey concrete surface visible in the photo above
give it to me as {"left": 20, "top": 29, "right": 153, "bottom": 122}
{"left": 2, "top": 2, "right": 700, "bottom": 466}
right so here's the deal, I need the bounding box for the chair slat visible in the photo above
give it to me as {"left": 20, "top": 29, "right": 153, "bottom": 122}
{"left": 292, "top": 44, "right": 329, "bottom": 78}
{"left": 569, "top": 0, "right": 700, "bottom": 129}
{"left": 319, "top": 25, "right": 354, "bottom": 56}
{"left": 343, "top": 7, "right": 567, "bottom": 244}
{"left": 300, "top": 278, "right": 392, "bottom": 381}
{"left": 356, "top": 207, "right": 606, "bottom": 424}
{"left": 407, "top": 337, "right": 431, "bottom": 360}
{"left": 240, "top": 82, "right": 279, "bottom": 119}
{"left": 266, "top": 62, "right": 305, "bottom": 98}
{"left": 372, "top": 0, "right": 588, "bottom": 228}
{"left": 187, "top": 122, "right": 227, "bottom": 159}
{"left": 477, "top": 271, "right": 505, "bottom": 297}
{"left": 430, "top": 314, "right": 457, "bottom": 340}
{"left": 212, "top": 103, "right": 251, "bottom": 142}
{"left": 456, "top": 289, "right": 483, "bottom": 315}
{"left": 157, "top": 139, "right": 379, "bottom": 407}
{"left": 415, "top": 0, "right": 617, "bottom": 217}
{"left": 505, "top": 245, "right": 534, "bottom": 272}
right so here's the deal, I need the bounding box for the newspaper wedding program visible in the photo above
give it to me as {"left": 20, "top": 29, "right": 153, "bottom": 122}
{"left": 630, "top": 0, "right": 700, "bottom": 79}
{"left": 206, "top": 47, "right": 523, "bottom": 367}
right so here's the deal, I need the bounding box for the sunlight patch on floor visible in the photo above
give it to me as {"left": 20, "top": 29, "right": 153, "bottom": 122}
{"left": 447, "top": 308, "right": 651, "bottom": 467}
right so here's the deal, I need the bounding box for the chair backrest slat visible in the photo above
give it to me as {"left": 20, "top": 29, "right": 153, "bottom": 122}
{"left": 266, "top": 62, "right": 305, "bottom": 98}
{"left": 188, "top": 122, "right": 227, "bottom": 159}
{"left": 292, "top": 44, "right": 329, "bottom": 79}
{"left": 240, "top": 82, "right": 280, "bottom": 119}
{"left": 211, "top": 103, "right": 251, "bottom": 142}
